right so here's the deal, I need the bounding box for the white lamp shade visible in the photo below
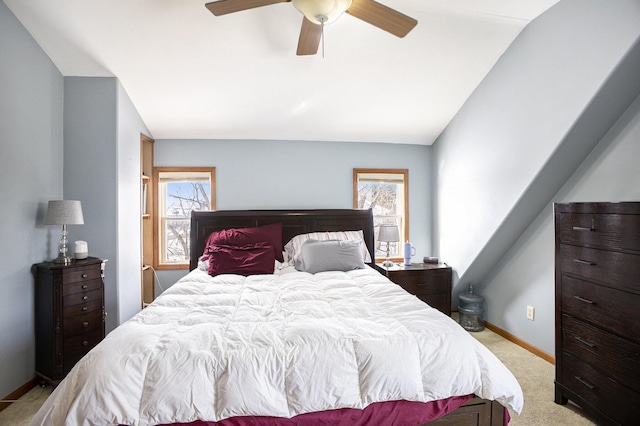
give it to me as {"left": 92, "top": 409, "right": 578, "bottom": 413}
{"left": 292, "top": 0, "right": 352, "bottom": 25}
{"left": 378, "top": 224, "right": 400, "bottom": 242}
{"left": 44, "top": 200, "right": 84, "bottom": 225}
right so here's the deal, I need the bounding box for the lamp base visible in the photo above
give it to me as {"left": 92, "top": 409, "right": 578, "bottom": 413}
{"left": 52, "top": 255, "right": 74, "bottom": 265}
{"left": 382, "top": 259, "right": 395, "bottom": 267}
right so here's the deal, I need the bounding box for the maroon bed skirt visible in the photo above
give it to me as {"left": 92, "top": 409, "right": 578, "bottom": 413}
{"left": 160, "top": 395, "right": 480, "bottom": 426}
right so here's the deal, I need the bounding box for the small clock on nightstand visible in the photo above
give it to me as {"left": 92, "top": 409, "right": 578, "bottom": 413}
{"left": 375, "top": 262, "right": 452, "bottom": 316}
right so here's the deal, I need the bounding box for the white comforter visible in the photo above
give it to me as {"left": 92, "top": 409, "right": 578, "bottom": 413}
{"left": 31, "top": 266, "right": 523, "bottom": 426}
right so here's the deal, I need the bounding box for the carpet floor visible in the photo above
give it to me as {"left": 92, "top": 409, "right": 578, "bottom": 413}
{"left": 0, "top": 322, "right": 598, "bottom": 425}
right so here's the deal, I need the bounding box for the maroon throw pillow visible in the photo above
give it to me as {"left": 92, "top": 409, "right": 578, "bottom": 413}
{"left": 204, "top": 223, "right": 283, "bottom": 262}
{"left": 207, "top": 243, "right": 276, "bottom": 277}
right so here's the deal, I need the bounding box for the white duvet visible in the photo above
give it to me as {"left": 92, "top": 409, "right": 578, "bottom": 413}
{"left": 31, "top": 266, "right": 523, "bottom": 426}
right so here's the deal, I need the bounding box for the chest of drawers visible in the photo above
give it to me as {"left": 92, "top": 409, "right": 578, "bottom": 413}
{"left": 554, "top": 202, "right": 640, "bottom": 425}
{"left": 33, "top": 257, "right": 105, "bottom": 385}
{"left": 375, "top": 263, "right": 452, "bottom": 316}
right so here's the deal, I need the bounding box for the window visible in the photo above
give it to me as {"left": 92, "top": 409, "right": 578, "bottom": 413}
{"left": 153, "top": 167, "right": 216, "bottom": 269}
{"left": 353, "top": 169, "right": 409, "bottom": 260}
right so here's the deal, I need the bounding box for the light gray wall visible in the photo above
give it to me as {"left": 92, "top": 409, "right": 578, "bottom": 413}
{"left": 64, "top": 77, "right": 120, "bottom": 333}
{"left": 116, "top": 83, "right": 152, "bottom": 324}
{"left": 0, "top": 1, "right": 64, "bottom": 398}
{"left": 482, "top": 94, "right": 640, "bottom": 355}
{"left": 64, "top": 77, "right": 150, "bottom": 331}
{"left": 153, "top": 139, "right": 432, "bottom": 289}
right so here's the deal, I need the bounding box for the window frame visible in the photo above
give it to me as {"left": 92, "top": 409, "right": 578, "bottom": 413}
{"left": 353, "top": 168, "right": 409, "bottom": 261}
{"left": 153, "top": 167, "right": 216, "bottom": 270}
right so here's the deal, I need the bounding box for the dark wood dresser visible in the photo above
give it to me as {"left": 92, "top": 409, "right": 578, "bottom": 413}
{"left": 375, "top": 263, "right": 452, "bottom": 316}
{"left": 33, "top": 257, "right": 106, "bottom": 385}
{"left": 554, "top": 202, "right": 640, "bottom": 425}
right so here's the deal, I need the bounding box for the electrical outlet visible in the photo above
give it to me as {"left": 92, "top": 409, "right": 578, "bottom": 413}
{"left": 527, "top": 305, "right": 535, "bottom": 321}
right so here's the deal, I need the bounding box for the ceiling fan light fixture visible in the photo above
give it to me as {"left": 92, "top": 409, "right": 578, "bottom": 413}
{"left": 292, "top": 0, "right": 352, "bottom": 25}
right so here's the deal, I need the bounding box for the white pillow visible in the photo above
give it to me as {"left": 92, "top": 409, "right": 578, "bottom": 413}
{"left": 284, "top": 230, "right": 372, "bottom": 264}
{"left": 295, "top": 240, "right": 365, "bottom": 273}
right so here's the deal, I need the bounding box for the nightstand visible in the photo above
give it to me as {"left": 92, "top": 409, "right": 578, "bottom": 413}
{"left": 32, "top": 257, "right": 106, "bottom": 385}
{"left": 375, "top": 263, "right": 452, "bottom": 316}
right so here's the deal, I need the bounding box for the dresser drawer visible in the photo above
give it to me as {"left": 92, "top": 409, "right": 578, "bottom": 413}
{"left": 63, "top": 288, "right": 102, "bottom": 308}
{"left": 64, "top": 298, "right": 102, "bottom": 318}
{"left": 562, "top": 315, "right": 640, "bottom": 392}
{"left": 64, "top": 327, "right": 103, "bottom": 357}
{"left": 562, "top": 352, "right": 640, "bottom": 425}
{"left": 559, "top": 244, "right": 640, "bottom": 292}
{"left": 55, "top": 266, "right": 102, "bottom": 286}
{"left": 558, "top": 212, "right": 640, "bottom": 252}
{"left": 62, "top": 278, "right": 103, "bottom": 296}
{"left": 64, "top": 311, "right": 103, "bottom": 338}
{"left": 561, "top": 276, "right": 640, "bottom": 343}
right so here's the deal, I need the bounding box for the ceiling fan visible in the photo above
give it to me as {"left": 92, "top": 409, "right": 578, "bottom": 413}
{"left": 205, "top": 0, "right": 418, "bottom": 56}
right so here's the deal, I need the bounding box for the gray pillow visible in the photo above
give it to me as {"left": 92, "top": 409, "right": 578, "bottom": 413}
{"left": 295, "top": 239, "right": 365, "bottom": 274}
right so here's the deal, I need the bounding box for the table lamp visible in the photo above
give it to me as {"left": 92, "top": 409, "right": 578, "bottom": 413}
{"left": 378, "top": 224, "right": 400, "bottom": 267}
{"left": 45, "top": 200, "right": 84, "bottom": 265}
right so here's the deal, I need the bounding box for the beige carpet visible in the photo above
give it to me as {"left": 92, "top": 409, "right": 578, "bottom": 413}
{"left": 1, "top": 324, "right": 597, "bottom": 425}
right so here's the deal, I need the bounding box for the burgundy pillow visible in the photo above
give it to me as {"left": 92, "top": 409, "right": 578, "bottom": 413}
{"left": 204, "top": 223, "right": 283, "bottom": 262}
{"left": 206, "top": 243, "right": 276, "bottom": 277}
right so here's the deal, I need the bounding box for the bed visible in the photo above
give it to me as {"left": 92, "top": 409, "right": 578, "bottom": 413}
{"left": 30, "top": 209, "right": 523, "bottom": 426}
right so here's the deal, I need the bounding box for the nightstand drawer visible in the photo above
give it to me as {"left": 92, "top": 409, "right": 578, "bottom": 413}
{"left": 561, "top": 275, "right": 640, "bottom": 343}
{"left": 417, "top": 293, "right": 448, "bottom": 312}
{"left": 55, "top": 266, "right": 102, "bottom": 286}
{"left": 376, "top": 263, "right": 452, "bottom": 316}
{"left": 64, "top": 298, "right": 102, "bottom": 318}
{"left": 397, "top": 279, "right": 449, "bottom": 296}
{"left": 63, "top": 288, "right": 102, "bottom": 309}
{"left": 64, "top": 311, "right": 103, "bottom": 338}
{"left": 64, "top": 327, "right": 103, "bottom": 356}
{"left": 63, "top": 278, "right": 103, "bottom": 296}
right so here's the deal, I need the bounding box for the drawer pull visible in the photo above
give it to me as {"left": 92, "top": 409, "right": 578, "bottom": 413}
{"left": 572, "top": 226, "right": 594, "bottom": 232}
{"left": 573, "top": 295, "right": 594, "bottom": 304}
{"left": 82, "top": 273, "right": 88, "bottom": 278}
{"left": 83, "top": 321, "right": 89, "bottom": 327}
{"left": 83, "top": 340, "right": 89, "bottom": 346}
{"left": 82, "top": 284, "right": 88, "bottom": 289}
{"left": 574, "top": 336, "right": 596, "bottom": 348}
{"left": 575, "top": 376, "right": 596, "bottom": 390}
{"left": 573, "top": 259, "right": 595, "bottom": 266}
{"left": 82, "top": 306, "right": 88, "bottom": 311}
{"left": 82, "top": 296, "right": 88, "bottom": 301}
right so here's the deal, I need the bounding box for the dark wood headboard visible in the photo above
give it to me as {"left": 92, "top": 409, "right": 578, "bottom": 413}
{"left": 189, "top": 209, "right": 375, "bottom": 270}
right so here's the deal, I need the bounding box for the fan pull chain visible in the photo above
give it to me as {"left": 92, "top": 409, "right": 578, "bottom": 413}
{"left": 321, "top": 20, "right": 325, "bottom": 58}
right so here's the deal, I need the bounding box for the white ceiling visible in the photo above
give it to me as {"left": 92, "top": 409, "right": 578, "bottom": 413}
{"left": 5, "top": 0, "right": 559, "bottom": 145}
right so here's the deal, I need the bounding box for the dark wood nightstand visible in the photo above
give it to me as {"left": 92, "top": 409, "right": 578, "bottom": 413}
{"left": 375, "top": 263, "right": 452, "bottom": 316}
{"left": 32, "top": 257, "right": 106, "bottom": 385}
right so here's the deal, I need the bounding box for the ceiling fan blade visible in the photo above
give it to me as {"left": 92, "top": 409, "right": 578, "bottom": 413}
{"left": 296, "top": 17, "right": 322, "bottom": 56}
{"left": 205, "top": 0, "right": 290, "bottom": 16}
{"left": 346, "top": 0, "right": 417, "bottom": 38}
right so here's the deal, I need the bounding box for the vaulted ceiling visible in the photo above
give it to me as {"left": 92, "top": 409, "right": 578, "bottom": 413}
{"left": 5, "top": 0, "right": 559, "bottom": 144}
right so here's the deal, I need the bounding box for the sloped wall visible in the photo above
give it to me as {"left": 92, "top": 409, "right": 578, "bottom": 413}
{"left": 483, "top": 94, "right": 640, "bottom": 354}
{"left": 432, "top": 0, "right": 640, "bottom": 350}
{"left": 433, "top": 0, "right": 640, "bottom": 295}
